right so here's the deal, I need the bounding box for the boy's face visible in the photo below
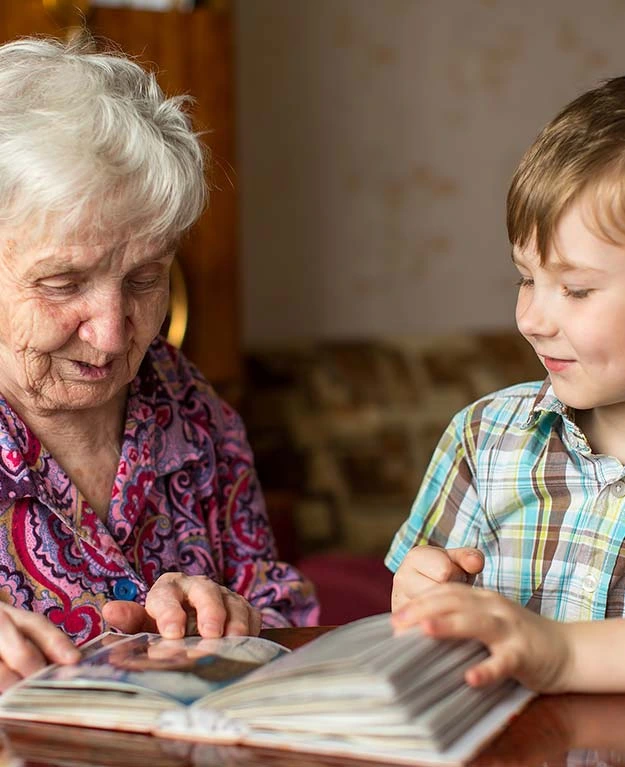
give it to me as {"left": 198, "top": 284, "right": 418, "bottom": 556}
{"left": 514, "top": 201, "right": 625, "bottom": 412}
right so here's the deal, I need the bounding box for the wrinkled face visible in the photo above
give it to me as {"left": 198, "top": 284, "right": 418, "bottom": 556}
{"left": 514, "top": 201, "right": 625, "bottom": 412}
{"left": 0, "top": 234, "right": 173, "bottom": 417}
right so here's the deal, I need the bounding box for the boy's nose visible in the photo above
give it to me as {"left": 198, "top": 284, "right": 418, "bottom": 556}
{"left": 516, "top": 293, "right": 558, "bottom": 339}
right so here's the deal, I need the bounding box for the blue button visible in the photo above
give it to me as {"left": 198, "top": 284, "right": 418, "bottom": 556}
{"left": 112, "top": 578, "right": 138, "bottom": 601}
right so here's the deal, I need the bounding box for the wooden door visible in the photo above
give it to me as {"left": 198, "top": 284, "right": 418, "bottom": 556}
{"left": 0, "top": 1, "right": 239, "bottom": 391}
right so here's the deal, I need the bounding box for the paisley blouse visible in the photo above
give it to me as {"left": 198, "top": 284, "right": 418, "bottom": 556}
{"left": 0, "top": 336, "right": 319, "bottom": 643}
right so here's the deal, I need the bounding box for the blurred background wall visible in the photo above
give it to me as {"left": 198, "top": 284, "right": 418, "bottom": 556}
{"left": 237, "top": 0, "right": 625, "bottom": 344}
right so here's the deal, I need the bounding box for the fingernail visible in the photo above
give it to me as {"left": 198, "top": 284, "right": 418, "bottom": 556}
{"left": 199, "top": 622, "right": 220, "bottom": 637}
{"left": 61, "top": 648, "right": 80, "bottom": 663}
{"left": 162, "top": 623, "right": 183, "bottom": 639}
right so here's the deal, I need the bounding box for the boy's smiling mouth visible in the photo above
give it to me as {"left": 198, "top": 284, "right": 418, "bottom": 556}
{"left": 541, "top": 355, "right": 575, "bottom": 373}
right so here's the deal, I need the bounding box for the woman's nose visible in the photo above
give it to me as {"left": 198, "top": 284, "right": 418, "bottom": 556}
{"left": 516, "top": 291, "right": 558, "bottom": 338}
{"left": 77, "top": 289, "right": 130, "bottom": 353}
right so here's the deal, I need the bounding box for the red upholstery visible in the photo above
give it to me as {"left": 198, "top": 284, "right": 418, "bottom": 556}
{"left": 265, "top": 491, "right": 394, "bottom": 625}
{"left": 297, "top": 552, "right": 394, "bottom": 625}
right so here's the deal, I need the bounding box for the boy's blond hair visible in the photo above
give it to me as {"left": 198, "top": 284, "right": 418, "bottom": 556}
{"left": 507, "top": 76, "right": 625, "bottom": 261}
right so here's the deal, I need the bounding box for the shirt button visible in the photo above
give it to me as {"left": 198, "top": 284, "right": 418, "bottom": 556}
{"left": 581, "top": 574, "right": 598, "bottom": 593}
{"left": 113, "top": 578, "right": 138, "bottom": 601}
{"left": 612, "top": 481, "right": 625, "bottom": 498}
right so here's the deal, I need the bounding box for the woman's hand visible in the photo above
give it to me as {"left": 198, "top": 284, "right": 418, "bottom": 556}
{"left": 392, "top": 583, "right": 571, "bottom": 693}
{"left": 0, "top": 604, "right": 80, "bottom": 691}
{"left": 103, "top": 574, "right": 262, "bottom": 639}
{"left": 391, "top": 545, "right": 484, "bottom": 612}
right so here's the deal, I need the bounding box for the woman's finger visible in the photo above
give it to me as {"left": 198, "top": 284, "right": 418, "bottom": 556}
{"left": 16, "top": 611, "right": 79, "bottom": 663}
{"left": 102, "top": 601, "right": 158, "bottom": 634}
{"left": 145, "top": 575, "right": 193, "bottom": 639}
{"left": 0, "top": 661, "right": 22, "bottom": 692}
{"left": 146, "top": 574, "right": 230, "bottom": 639}
{"left": 145, "top": 573, "right": 259, "bottom": 639}
{"left": 248, "top": 605, "right": 262, "bottom": 636}
{"left": 0, "top": 608, "right": 76, "bottom": 679}
{"left": 221, "top": 591, "right": 258, "bottom": 636}
{"left": 184, "top": 578, "right": 228, "bottom": 638}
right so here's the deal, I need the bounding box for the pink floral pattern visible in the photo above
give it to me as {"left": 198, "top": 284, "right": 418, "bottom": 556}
{"left": 0, "top": 337, "right": 319, "bottom": 644}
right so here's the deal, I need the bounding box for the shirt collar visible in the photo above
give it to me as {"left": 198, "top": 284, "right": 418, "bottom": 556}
{"left": 122, "top": 337, "right": 207, "bottom": 477}
{"left": 520, "top": 378, "right": 574, "bottom": 429}
{"left": 0, "top": 403, "right": 73, "bottom": 514}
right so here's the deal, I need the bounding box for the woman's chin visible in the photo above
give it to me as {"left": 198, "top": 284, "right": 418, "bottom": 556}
{"left": 32, "top": 380, "right": 129, "bottom": 414}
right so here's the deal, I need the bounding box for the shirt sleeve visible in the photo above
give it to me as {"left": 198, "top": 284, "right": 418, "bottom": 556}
{"left": 214, "top": 402, "right": 320, "bottom": 628}
{"left": 385, "top": 406, "right": 483, "bottom": 573}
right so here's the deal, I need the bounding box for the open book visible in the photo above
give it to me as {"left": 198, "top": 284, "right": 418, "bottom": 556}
{"left": 0, "top": 613, "right": 534, "bottom": 766}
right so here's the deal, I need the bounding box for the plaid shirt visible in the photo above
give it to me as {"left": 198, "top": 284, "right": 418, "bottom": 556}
{"left": 385, "top": 380, "right": 625, "bottom": 621}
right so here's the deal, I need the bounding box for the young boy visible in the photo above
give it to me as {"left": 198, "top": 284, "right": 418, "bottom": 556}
{"left": 386, "top": 74, "right": 625, "bottom": 624}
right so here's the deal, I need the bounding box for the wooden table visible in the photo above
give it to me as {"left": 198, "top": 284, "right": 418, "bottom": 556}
{"left": 1, "top": 626, "right": 624, "bottom": 767}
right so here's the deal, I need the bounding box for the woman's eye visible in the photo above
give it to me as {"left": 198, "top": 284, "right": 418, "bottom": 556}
{"left": 515, "top": 277, "right": 533, "bottom": 288}
{"left": 38, "top": 280, "right": 79, "bottom": 295}
{"left": 127, "top": 275, "right": 162, "bottom": 291}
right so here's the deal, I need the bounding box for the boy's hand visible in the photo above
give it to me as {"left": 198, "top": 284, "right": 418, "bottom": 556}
{"left": 391, "top": 545, "right": 484, "bottom": 612}
{"left": 391, "top": 583, "right": 571, "bottom": 693}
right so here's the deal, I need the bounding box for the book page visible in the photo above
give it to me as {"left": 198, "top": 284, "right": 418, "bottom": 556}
{"left": 2, "top": 633, "right": 288, "bottom": 707}
{"left": 195, "top": 613, "right": 486, "bottom": 712}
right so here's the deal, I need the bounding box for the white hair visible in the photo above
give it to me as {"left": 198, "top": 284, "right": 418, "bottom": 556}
{"left": 0, "top": 35, "right": 207, "bottom": 243}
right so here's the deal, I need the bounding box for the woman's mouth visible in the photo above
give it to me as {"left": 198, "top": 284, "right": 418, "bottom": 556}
{"left": 72, "top": 360, "right": 114, "bottom": 380}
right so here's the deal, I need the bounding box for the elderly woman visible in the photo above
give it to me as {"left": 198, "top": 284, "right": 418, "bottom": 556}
{"left": 0, "top": 36, "right": 318, "bottom": 690}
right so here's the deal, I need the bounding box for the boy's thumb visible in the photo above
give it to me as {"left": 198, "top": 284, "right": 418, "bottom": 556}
{"left": 447, "top": 547, "right": 484, "bottom": 575}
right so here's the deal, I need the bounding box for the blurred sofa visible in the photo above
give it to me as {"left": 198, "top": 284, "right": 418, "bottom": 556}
{"left": 240, "top": 331, "right": 544, "bottom": 623}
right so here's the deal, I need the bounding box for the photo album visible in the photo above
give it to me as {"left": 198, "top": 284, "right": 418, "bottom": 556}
{"left": 0, "top": 613, "right": 534, "bottom": 766}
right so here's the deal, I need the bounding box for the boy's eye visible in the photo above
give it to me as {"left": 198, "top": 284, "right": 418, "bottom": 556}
{"left": 563, "top": 287, "right": 592, "bottom": 299}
